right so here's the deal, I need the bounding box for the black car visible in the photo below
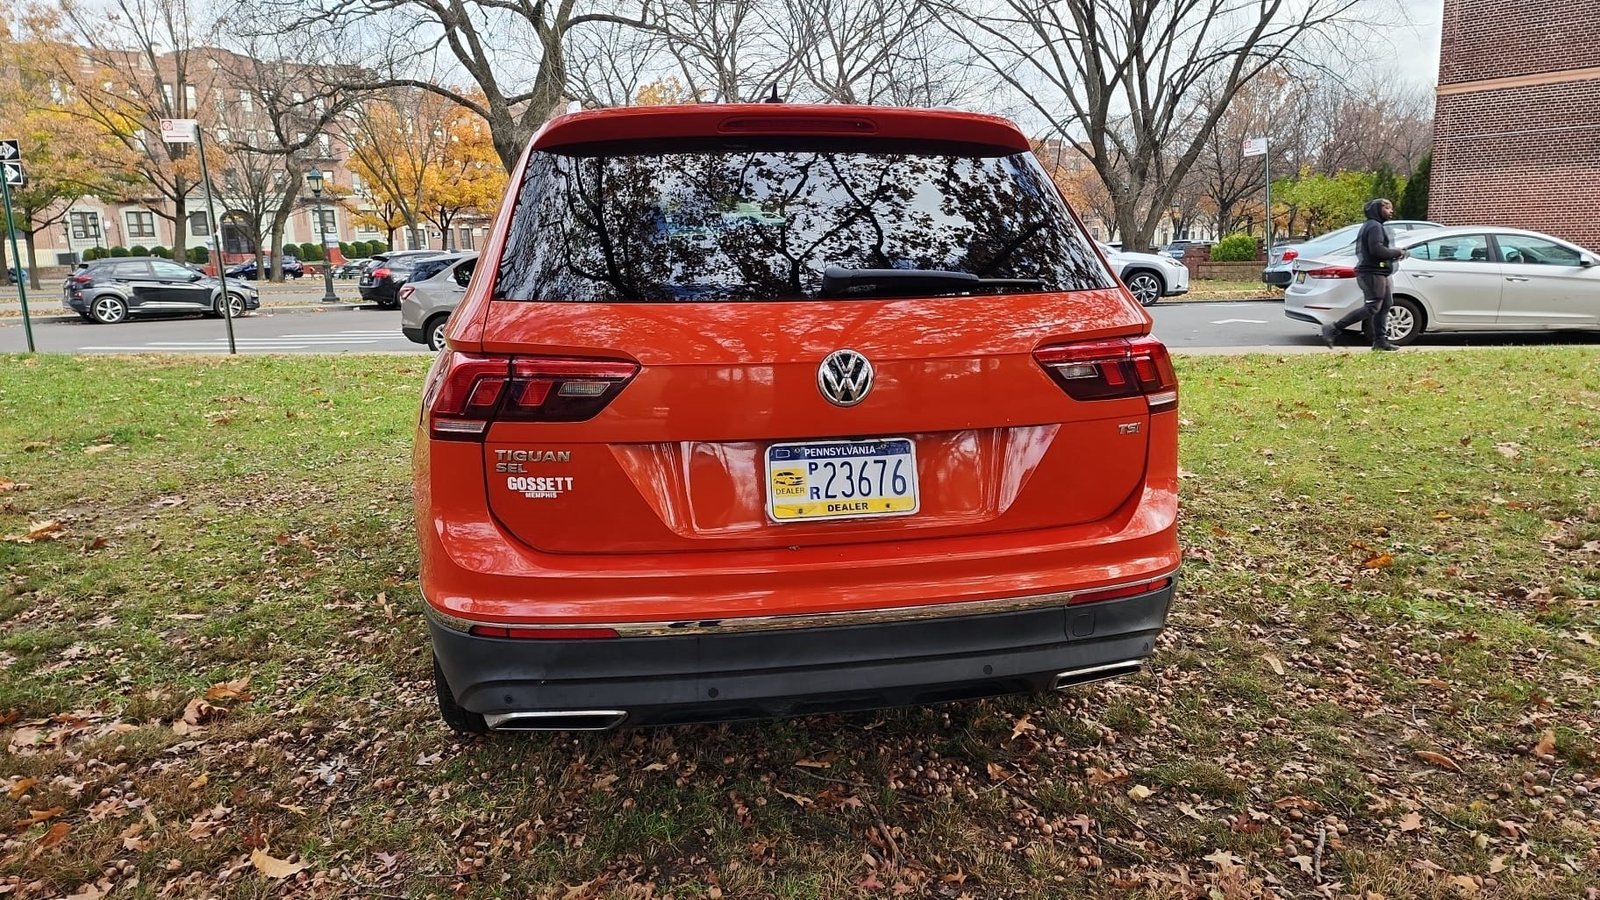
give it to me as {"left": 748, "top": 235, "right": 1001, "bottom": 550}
{"left": 63, "top": 257, "right": 260, "bottom": 324}
{"left": 226, "top": 256, "right": 304, "bottom": 280}
{"left": 358, "top": 251, "right": 449, "bottom": 309}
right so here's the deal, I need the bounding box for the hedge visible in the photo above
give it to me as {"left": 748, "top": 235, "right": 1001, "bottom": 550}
{"left": 1210, "top": 233, "right": 1259, "bottom": 262}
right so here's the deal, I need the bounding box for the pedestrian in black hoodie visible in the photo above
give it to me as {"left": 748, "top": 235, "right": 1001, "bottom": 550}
{"left": 1320, "top": 198, "right": 1407, "bottom": 350}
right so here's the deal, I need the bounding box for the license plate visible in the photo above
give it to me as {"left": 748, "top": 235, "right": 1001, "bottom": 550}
{"left": 1294, "top": 272, "right": 1306, "bottom": 284}
{"left": 765, "top": 439, "right": 919, "bottom": 523}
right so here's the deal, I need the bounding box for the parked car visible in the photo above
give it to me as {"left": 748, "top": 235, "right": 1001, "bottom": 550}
{"left": 1161, "top": 239, "right": 1213, "bottom": 260}
{"left": 62, "top": 257, "right": 260, "bottom": 324}
{"left": 359, "top": 250, "right": 448, "bottom": 308}
{"left": 1283, "top": 226, "right": 1600, "bottom": 346}
{"left": 400, "top": 253, "right": 477, "bottom": 351}
{"left": 331, "top": 258, "right": 371, "bottom": 279}
{"left": 226, "top": 255, "right": 305, "bottom": 280}
{"left": 418, "top": 103, "right": 1181, "bottom": 733}
{"left": 1263, "top": 220, "right": 1440, "bottom": 288}
{"left": 1099, "top": 242, "right": 1190, "bottom": 306}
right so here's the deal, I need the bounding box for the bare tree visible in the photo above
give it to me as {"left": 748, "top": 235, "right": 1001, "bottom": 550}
{"left": 783, "top": 0, "right": 991, "bottom": 106}
{"left": 933, "top": 0, "right": 1388, "bottom": 251}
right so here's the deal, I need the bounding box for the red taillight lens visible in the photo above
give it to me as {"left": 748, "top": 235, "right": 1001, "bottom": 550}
{"left": 1306, "top": 266, "right": 1357, "bottom": 279}
{"left": 423, "top": 352, "right": 639, "bottom": 440}
{"left": 398, "top": 285, "right": 415, "bottom": 300}
{"left": 1034, "top": 336, "right": 1178, "bottom": 413}
{"left": 468, "top": 625, "right": 621, "bottom": 639}
{"left": 1281, "top": 249, "right": 1299, "bottom": 262}
{"left": 1072, "top": 576, "right": 1174, "bottom": 605}
{"left": 372, "top": 267, "right": 392, "bottom": 280}
{"left": 71, "top": 275, "right": 94, "bottom": 286}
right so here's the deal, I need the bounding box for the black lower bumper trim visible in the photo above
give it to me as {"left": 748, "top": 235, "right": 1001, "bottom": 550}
{"left": 429, "top": 584, "right": 1174, "bottom": 728}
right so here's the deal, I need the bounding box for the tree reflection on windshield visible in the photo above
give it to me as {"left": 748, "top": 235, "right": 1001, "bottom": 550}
{"left": 496, "top": 147, "right": 1111, "bottom": 302}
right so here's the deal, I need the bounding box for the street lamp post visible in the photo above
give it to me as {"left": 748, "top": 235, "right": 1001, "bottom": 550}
{"left": 306, "top": 169, "right": 339, "bottom": 303}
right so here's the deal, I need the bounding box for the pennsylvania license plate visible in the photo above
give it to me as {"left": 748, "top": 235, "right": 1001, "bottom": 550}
{"left": 765, "top": 438, "right": 919, "bottom": 523}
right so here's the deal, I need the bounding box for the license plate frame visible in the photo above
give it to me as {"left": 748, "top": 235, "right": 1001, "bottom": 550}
{"left": 764, "top": 438, "right": 920, "bottom": 524}
{"left": 1294, "top": 271, "right": 1306, "bottom": 284}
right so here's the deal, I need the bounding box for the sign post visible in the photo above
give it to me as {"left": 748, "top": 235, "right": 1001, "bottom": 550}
{"left": 1243, "top": 136, "right": 1271, "bottom": 259}
{"left": 1, "top": 138, "right": 35, "bottom": 353}
{"left": 162, "top": 119, "right": 235, "bottom": 354}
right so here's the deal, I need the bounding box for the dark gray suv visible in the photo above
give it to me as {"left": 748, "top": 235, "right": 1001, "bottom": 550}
{"left": 63, "top": 258, "right": 260, "bottom": 324}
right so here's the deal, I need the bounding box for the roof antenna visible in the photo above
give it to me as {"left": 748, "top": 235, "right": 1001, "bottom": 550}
{"left": 764, "top": 80, "right": 782, "bottom": 104}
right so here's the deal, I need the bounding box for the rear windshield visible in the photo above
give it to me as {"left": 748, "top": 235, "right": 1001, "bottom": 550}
{"left": 495, "top": 141, "right": 1113, "bottom": 302}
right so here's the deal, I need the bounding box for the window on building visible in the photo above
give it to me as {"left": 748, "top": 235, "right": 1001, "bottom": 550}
{"left": 125, "top": 210, "right": 156, "bottom": 239}
{"left": 190, "top": 211, "right": 210, "bottom": 237}
{"left": 184, "top": 84, "right": 197, "bottom": 112}
{"left": 216, "top": 128, "right": 230, "bottom": 143}
{"left": 69, "top": 211, "right": 101, "bottom": 240}
{"left": 315, "top": 209, "right": 337, "bottom": 236}
{"left": 240, "top": 90, "right": 253, "bottom": 113}
{"left": 357, "top": 220, "right": 379, "bottom": 234}
{"left": 458, "top": 228, "right": 474, "bottom": 250}
{"left": 292, "top": 91, "right": 305, "bottom": 104}
{"left": 317, "top": 133, "right": 332, "bottom": 157}
{"left": 224, "top": 168, "right": 240, "bottom": 191}
{"left": 350, "top": 173, "right": 364, "bottom": 194}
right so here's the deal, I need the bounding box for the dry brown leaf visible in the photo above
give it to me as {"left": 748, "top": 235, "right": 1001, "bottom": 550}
{"left": 1416, "top": 750, "right": 1464, "bottom": 772}
{"left": 1532, "top": 729, "right": 1556, "bottom": 759}
{"left": 189, "top": 773, "right": 209, "bottom": 791}
{"left": 37, "top": 822, "right": 70, "bottom": 849}
{"left": 1494, "top": 443, "right": 1521, "bottom": 459}
{"left": 1488, "top": 855, "right": 1507, "bottom": 874}
{"left": 1127, "top": 784, "right": 1153, "bottom": 801}
{"left": 1086, "top": 766, "right": 1127, "bottom": 786}
{"left": 63, "top": 884, "right": 103, "bottom": 900}
{"left": 793, "top": 758, "right": 831, "bottom": 769}
{"left": 1362, "top": 552, "right": 1395, "bottom": 569}
{"left": 83, "top": 444, "right": 117, "bottom": 455}
{"left": 1449, "top": 874, "right": 1480, "bottom": 894}
{"left": 641, "top": 762, "right": 668, "bottom": 773}
{"left": 986, "top": 762, "right": 1007, "bottom": 781}
{"left": 7, "top": 520, "right": 64, "bottom": 544}
{"left": 1263, "top": 654, "right": 1285, "bottom": 677}
{"left": 775, "top": 789, "right": 814, "bottom": 808}
{"left": 249, "top": 848, "right": 308, "bottom": 880}
{"left": 203, "top": 677, "right": 252, "bottom": 702}
{"left": 14, "top": 806, "right": 64, "bottom": 828}
{"left": 592, "top": 774, "right": 619, "bottom": 791}
{"left": 181, "top": 697, "right": 220, "bottom": 726}
{"left": 7, "top": 777, "right": 38, "bottom": 800}
{"left": 1009, "top": 714, "right": 1037, "bottom": 741}
{"left": 1398, "top": 811, "right": 1423, "bottom": 832}
{"left": 1272, "top": 795, "right": 1323, "bottom": 811}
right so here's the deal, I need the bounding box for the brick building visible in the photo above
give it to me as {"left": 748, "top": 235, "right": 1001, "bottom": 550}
{"left": 1431, "top": 0, "right": 1600, "bottom": 250}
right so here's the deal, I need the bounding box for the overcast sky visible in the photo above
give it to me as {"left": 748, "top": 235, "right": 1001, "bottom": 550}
{"left": 1388, "top": 0, "right": 1445, "bottom": 87}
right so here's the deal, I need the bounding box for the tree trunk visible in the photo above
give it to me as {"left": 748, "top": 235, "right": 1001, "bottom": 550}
{"left": 24, "top": 231, "right": 40, "bottom": 291}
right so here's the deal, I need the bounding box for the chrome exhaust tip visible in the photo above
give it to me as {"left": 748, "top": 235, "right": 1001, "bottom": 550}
{"left": 484, "top": 710, "right": 629, "bottom": 732}
{"left": 1052, "top": 660, "right": 1142, "bottom": 690}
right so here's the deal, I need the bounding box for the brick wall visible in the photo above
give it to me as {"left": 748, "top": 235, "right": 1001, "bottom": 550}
{"left": 1431, "top": 0, "right": 1600, "bottom": 251}
{"left": 1439, "top": 0, "right": 1600, "bottom": 84}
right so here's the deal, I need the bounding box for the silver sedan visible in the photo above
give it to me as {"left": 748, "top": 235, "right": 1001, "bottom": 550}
{"left": 1283, "top": 226, "right": 1600, "bottom": 345}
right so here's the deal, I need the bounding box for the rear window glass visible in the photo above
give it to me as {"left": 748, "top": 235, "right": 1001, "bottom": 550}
{"left": 495, "top": 143, "right": 1113, "bottom": 302}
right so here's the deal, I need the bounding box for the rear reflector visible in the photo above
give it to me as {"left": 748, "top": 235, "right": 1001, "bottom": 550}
{"left": 1071, "top": 576, "right": 1174, "bottom": 605}
{"left": 1306, "top": 266, "right": 1357, "bottom": 279}
{"left": 469, "top": 625, "right": 621, "bottom": 640}
{"left": 423, "top": 351, "right": 639, "bottom": 440}
{"left": 1034, "top": 336, "right": 1178, "bottom": 413}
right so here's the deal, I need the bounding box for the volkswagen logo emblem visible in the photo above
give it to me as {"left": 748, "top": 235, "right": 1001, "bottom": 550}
{"left": 818, "top": 349, "right": 874, "bottom": 407}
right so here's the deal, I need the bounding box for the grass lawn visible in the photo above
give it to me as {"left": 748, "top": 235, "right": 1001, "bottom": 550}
{"left": 1181, "top": 278, "right": 1278, "bottom": 301}
{"left": 1, "top": 350, "right": 1597, "bottom": 899}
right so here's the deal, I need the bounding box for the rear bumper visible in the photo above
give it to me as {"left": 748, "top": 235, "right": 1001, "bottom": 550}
{"left": 1262, "top": 268, "right": 1292, "bottom": 287}
{"left": 401, "top": 325, "right": 427, "bottom": 344}
{"left": 429, "top": 580, "right": 1174, "bottom": 728}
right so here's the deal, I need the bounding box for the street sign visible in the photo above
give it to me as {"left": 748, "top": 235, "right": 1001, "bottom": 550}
{"left": 1, "top": 161, "right": 23, "bottom": 186}
{"left": 159, "top": 118, "right": 198, "bottom": 144}
{"left": 0, "top": 140, "right": 18, "bottom": 161}
{"left": 1242, "top": 137, "right": 1268, "bottom": 157}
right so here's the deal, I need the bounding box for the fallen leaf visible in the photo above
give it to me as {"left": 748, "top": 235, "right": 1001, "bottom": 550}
{"left": 1009, "top": 714, "right": 1037, "bottom": 741}
{"left": 986, "top": 762, "right": 1007, "bottom": 781}
{"left": 203, "top": 677, "right": 252, "bottom": 701}
{"left": 6, "top": 520, "right": 64, "bottom": 544}
{"left": 1449, "top": 874, "right": 1480, "bottom": 894}
{"left": 1263, "top": 654, "right": 1285, "bottom": 676}
{"left": 1362, "top": 552, "right": 1394, "bottom": 569}
{"left": 1532, "top": 729, "right": 1556, "bottom": 759}
{"left": 7, "top": 777, "right": 38, "bottom": 799}
{"left": 249, "top": 848, "right": 308, "bottom": 880}
{"left": 180, "top": 698, "right": 220, "bottom": 727}
{"left": 1416, "top": 750, "right": 1464, "bottom": 772}
{"left": 641, "top": 762, "right": 668, "bottom": 772}
{"left": 794, "top": 758, "right": 831, "bottom": 769}
{"left": 14, "top": 807, "right": 64, "bottom": 828}
{"left": 1086, "top": 766, "right": 1127, "bottom": 786}
{"left": 188, "top": 773, "right": 209, "bottom": 791}
{"left": 82, "top": 536, "right": 107, "bottom": 552}
{"left": 1203, "top": 849, "right": 1242, "bottom": 869}
{"left": 1398, "top": 811, "right": 1423, "bottom": 832}
{"left": 83, "top": 443, "right": 117, "bottom": 455}
{"left": 1272, "top": 795, "right": 1323, "bottom": 811}
{"left": 775, "top": 789, "right": 814, "bottom": 808}
{"left": 1494, "top": 443, "right": 1521, "bottom": 459}
{"left": 592, "top": 774, "right": 619, "bottom": 790}
{"left": 62, "top": 885, "right": 102, "bottom": 900}
{"left": 1488, "top": 855, "right": 1507, "bottom": 874}
{"left": 1290, "top": 855, "right": 1314, "bottom": 875}
{"left": 37, "top": 822, "right": 70, "bottom": 849}
{"left": 1127, "top": 784, "right": 1153, "bottom": 801}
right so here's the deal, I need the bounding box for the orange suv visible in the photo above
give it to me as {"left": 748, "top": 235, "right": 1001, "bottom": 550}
{"left": 415, "top": 105, "right": 1180, "bottom": 732}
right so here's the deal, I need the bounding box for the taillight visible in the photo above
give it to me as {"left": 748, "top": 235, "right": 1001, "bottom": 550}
{"left": 1281, "top": 249, "right": 1299, "bottom": 262}
{"left": 71, "top": 275, "right": 94, "bottom": 286}
{"left": 423, "top": 351, "right": 639, "bottom": 440}
{"left": 468, "top": 625, "right": 620, "bottom": 639}
{"left": 372, "top": 267, "right": 392, "bottom": 280}
{"left": 398, "top": 285, "right": 415, "bottom": 301}
{"left": 1034, "top": 336, "right": 1178, "bottom": 413}
{"left": 1306, "top": 266, "right": 1356, "bottom": 279}
{"left": 1072, "top": 576, "right": 1174, "bottom": 605}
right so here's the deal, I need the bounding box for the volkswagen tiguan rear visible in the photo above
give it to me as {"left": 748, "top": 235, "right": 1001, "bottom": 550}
{"left": 416, "top": 105, "right": 1180, "bottom": 732}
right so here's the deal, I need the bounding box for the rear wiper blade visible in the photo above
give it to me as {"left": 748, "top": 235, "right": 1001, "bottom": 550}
{"left": 820, "top": 266, "right": 1049, "bottom": 298}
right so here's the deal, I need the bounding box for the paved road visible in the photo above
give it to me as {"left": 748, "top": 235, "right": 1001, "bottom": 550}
{"left": 3, "top": 300, "right": 1595, "bottom": 355}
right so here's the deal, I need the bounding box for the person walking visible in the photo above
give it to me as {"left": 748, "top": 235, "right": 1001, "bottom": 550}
{"left": 1321, "top": 198, "right": 1407, "bottom": 351}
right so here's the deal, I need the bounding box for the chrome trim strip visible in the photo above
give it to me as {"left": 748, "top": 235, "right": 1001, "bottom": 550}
{"left": 1051, "top": 660, "right": 1143, "bottom": 689}
{"left": 426, "top": 568, "right": 1177, "bottom": 638}
{"left": 484, "top": 710, "right": 628, "bottom": 731}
